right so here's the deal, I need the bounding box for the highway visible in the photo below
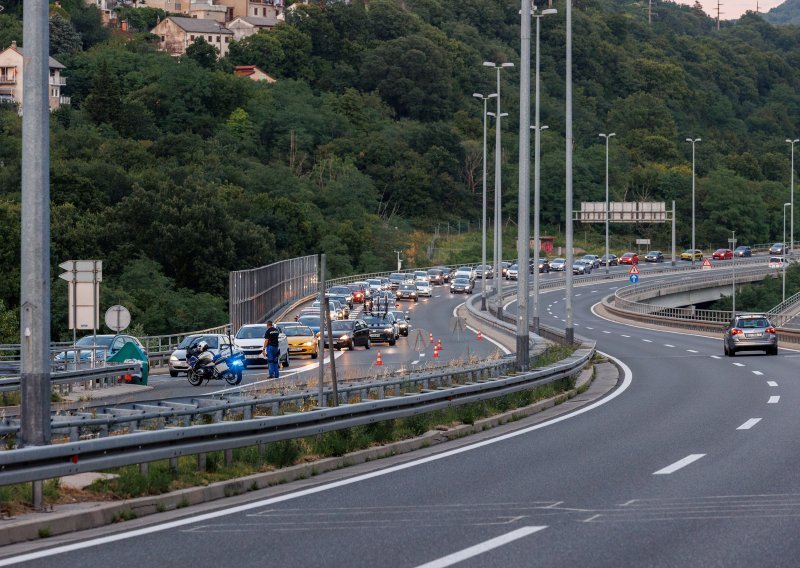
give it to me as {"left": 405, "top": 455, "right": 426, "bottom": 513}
{"left": 6, "top": 260, "right": 800, "bottom": 567}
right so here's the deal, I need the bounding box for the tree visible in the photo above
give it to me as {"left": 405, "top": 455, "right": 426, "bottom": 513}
{"left": 185, "top": 38, "right": 218, "bottom": 70}
{"left": 49, "top": 13, "right": 82, "bottom": 56}
{"left": 82, "top": 63, "right": 121, "bottom": 127}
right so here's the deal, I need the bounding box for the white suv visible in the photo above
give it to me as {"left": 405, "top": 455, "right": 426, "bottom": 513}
{"left": 234, "top": 324, "right": 289, "bottom": 369}
{"left": 454, "top": 266, "right": 475, "bottom": 281}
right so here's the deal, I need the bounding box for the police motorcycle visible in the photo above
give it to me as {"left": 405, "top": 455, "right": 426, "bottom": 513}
{"left": 185, "top": 337, "right": 244, "bottom": 386}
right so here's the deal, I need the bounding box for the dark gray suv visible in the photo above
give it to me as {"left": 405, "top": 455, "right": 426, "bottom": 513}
{"left": 723, "top": 314, "right": 778, "bottom": 356}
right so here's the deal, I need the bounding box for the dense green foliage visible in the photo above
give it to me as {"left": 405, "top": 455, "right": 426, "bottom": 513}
{"left": 3, "top": 0, "right": 800, "bottom": 337}
{"left": 764, "top": 0, "right": 800, "bottom": 25}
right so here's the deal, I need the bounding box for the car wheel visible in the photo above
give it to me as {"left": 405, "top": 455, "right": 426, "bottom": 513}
{"left": 311, "top": 350, "right": 318, "bottom": 359}
{"left": 389, "top": 338, "right": 396, "bottom": 346}
{"left": 414, "top": 297, "right": 418, "bottom": 302}
{"left": 169, "top": 370, "right": 179, "bottom": 377}
{"left": 728, "top": 346, "right": 736, "bottom": 357}
{"left": 365, "top": 339, "right": 371, "bottom": 350}
{"left": 769, "top": 346, "right": 778, "bottom": 355}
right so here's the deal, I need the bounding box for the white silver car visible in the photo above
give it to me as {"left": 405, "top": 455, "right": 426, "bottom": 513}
{"left": 454, "top": 266, "right": 476, "bottom": 281}
{"left": 415, "top": 280, "right": 433, "bottom": 297}
{"left": 234, "top": 324, "right": 289, "bottom": 369}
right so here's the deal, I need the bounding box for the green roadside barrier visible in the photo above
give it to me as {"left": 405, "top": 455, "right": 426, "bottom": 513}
{"left": 107, "top": 341, "right": 149, "bottom": 385}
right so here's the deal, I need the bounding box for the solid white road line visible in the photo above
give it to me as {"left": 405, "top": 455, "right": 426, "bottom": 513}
{"left": 653, "top": 454, "right": 706, "bottom": 475}
{"left": 414, "top": 526, "right": 548, "bottom": 568}
{"left": 0, "top": 353, "right": 634, "bottom": 567}
{"left": 737, "top": 418, "right": 762, "bottom": 430}
{"left": 752, "top": 371, "right": 764, "bottom": 376}
{"left": 732, "top": 363, "right": 745, "bottom": 367}
{"left": 768, "top": 396, "right": 780, "bottom": 404}
{"left": 465, "top": 324, "right": 511, "bottom": 355}
{"left": 768, "top": 381, "right": 778, "bottom": 387}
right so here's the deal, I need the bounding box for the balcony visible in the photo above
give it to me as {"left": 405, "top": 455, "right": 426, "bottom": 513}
{"left": 49, "top": 77, "right": 67, "bottom": 86}
{"left": 59, "top": 96, "right": 71, "bottom": 106}
{"left": 0, "top": 75, "right": 17, "bottom": 85}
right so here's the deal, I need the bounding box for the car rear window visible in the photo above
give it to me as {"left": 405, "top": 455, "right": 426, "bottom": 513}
{"left": 738, "top": 318, "right": 769, "bottom": 328}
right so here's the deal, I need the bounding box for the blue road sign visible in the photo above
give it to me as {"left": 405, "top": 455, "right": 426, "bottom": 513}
{"left": 629, "top": 274, "right": 639, "bottom": 284}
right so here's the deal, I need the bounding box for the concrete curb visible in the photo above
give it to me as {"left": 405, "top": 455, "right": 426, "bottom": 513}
{"left": 0, "top": 363, "right": 615, "bottom": 547}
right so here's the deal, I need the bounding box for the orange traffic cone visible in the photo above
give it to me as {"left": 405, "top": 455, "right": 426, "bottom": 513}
{"left": 476, "top": 330, "right": 483, "bottom": 341}
{"left": 437, "top": 338, "right": 443, "bottom": 350}
{"left": 433, "top": 346, "right": 440, "bottom": 358}
{"left": 429, "top": 332, "right": 434, "bottom": 344}
{"left": 376, "top": 351, "right": 383, "bottom": 366}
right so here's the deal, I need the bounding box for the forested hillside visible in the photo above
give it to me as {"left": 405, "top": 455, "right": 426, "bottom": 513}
{"left": 1, "top": 0, "right": 800, "bottom": 337}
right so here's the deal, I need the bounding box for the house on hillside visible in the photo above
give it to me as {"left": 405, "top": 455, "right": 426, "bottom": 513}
{"left": 188, "top": 0, "right": 228, "bottom": 22}
{"left": 226, "top": 16, "right": 278, "bottom": 41}
{"left": 213, "top": 0, "right": 282, "bottom": 21}
{"left": 151, "top": 16, "right": 233, "bottom": 57}
{"left": 0, "top": 41, "right": 70, "bottom": 114}
{"left": 234, "top": 65, "right": 276, "bottom": 82}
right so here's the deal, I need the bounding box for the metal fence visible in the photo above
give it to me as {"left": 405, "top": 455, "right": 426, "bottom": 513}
{"left": 229, "top": 255, "right": 318, "bottom": 332}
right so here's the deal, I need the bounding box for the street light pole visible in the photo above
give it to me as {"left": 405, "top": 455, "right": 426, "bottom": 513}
{"left": 730, "top": 230, "right": 736, "bottom": 316}
{"left": 531, "top": 5, "right": 556, "bottom": 336}
{"left": 393, "top": 250, "right": 402, "bottom": 272}
{"left": 474, "top": 92, "right": 497, "bottom": 312}
{"left": 784, "top": 202, "right": 791, "bottom": 302}
{"left": 565, "top": 0, "right": 574, "bottom": 344}
{"left": 599, "top": 133, "right": 615, "bottom": 275}
{"left": 484, "top": 61, "right": 514, "bottom": 320}
{"left": 686, "top": 138, "right": 701, "bottom": 268}
{"left": 517, "top": 0, "right": 532, "bottom": 371}
{"left": 787, "top": 139, "right": 798, "bottom": 256}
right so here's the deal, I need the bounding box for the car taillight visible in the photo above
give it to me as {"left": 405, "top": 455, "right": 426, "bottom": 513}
{"left": 766, "top": 327, "right": 776, "bottom": 334}
{"left": 730, "top": 329, "right": 743, "bottom": 335}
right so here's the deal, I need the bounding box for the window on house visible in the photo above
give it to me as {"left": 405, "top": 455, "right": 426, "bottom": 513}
{"left": 190, "top": 35, "right": 194, "bottom": 40}
{"left": 161, "top": 35, "right": 165, "bottom": 42}
{"left": 216, "top": 35, "right": 220, "bottom": 42}
{"left": 208, "top": 35, "right": 212, "bottom": 41}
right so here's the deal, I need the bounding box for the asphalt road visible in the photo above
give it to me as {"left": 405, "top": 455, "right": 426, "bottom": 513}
{"left": 7, "top": 262, "right": 800, "bottom": 567}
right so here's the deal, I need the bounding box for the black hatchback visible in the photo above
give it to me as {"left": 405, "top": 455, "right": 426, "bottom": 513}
{"left": 323, "top": 319, "right": 371, "bottom": 350}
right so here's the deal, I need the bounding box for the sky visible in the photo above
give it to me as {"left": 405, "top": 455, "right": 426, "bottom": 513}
{"left": 672, "top": 0, "right": 785, "bottom": 19}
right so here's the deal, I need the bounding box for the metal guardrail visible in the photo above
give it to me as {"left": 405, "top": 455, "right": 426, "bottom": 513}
{"left": 0, "top": 363, "right": 142, "bottom": 394}
{"left": 0, "top": 348, "right": 592, "bottom": 485}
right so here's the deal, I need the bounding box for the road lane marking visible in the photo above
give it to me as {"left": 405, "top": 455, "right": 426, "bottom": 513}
{"left": 576, "top": 293, "right": 582, "bottom": 297}
{"left": 686, "top": 349, "right": 698, "bottom": 353}
{"left": 586, "top": 327, "right": 594, "bottom": 330}
{"left": 642, "top": 339, "right": 652, "bottom": 343}
{"left": 411, "top": 360, "right": 419, "bottom": 365}
{"left": 414, "top": 526, "right": 548, "bottom": 568}
{"left": 0, "top": 353, "right": 633, "bottom": 567}
{"left": 732, "top": 363, "right": 745, "bottom": 367}
{"left": 602, "top": 330, "right": 611, "bottom": 334}
{"left": 653, "top": 454, "right": 706, "bottom": 475}
{"left": 768, "top": 381, "right": 778, "bottom": 387}
{"left": 664, "top": 344, "right": 674, "bottom": 348}
{"left": 620, "top": 334, "right": 630, "bottom": 338}
{"left": 752, "top": 371, "right": 763, "bottom": 376}
{"left": 768, "top": 396, "right": 780, "bottom": 404}
{"left": 737, "top": 418, "right": 762, "bottom": 430}
{"left": 710, "top": 355, "right": 721, "bottom": 359}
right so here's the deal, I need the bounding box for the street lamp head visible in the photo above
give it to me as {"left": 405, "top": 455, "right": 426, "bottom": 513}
{"left": 488, "top": 93, "right": 498, "bottom": 98}
{"left": 472, "top": 93, "right": 483, "bottom": 99}
{"left": 787, "top": 138, "right": 799, "bottom": 144}
{"left": 541, "top": 8, "right": 558, "bottom": 14}
{"left": 501, "top": 62, "right": 515, "bottom": 68}
{"left": 785, "top": 202, "right": 792, "bottom": 207}
{"left": 483, "top": 61, "right": 496, "bottom": 67}
{"left": 531, "top": 125, "right": 549, "bottom": 131}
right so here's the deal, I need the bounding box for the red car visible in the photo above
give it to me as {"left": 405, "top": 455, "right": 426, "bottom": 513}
{"left": 712, "top": 248, "right": 733, "bottom": 260}
{"left": 619, "top": 252, "right": 639, "bottom": 265}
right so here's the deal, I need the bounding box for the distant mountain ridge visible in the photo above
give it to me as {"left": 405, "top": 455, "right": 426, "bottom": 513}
{"left": 763, "top": 0, "right": 800, "bottom": 24}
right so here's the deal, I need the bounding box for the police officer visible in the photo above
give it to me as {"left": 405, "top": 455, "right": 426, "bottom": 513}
{"left": 263, "top": 320, "right": 281, "bottom": 379}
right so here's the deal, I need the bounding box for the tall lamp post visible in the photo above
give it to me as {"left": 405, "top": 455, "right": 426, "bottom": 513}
{"left": 473, "top": 92, "right": 497, "bottom": 311}
{"left": 787, "top": 139, "right": 798, "bottom": 256}
{"left": 484, "top": 61, "right": 514, "bottom": 320}
{"left": 784, "top": 202, "right": 791, "bottom": 302}
{"left": 686, "top": 138, "right": 701, "bottom": 268}
{"left": 531, "top": 124, "right": 548, "bottom": 334}
{"left": 531, "top": 5, "right": 556, "bottom": 336}
{"left": 599, "top": 133, "right": 616, "bottom": 275}
{"left": 565, "top": 0, "right": 575, "bottom": 343}
{"left": 516, "top": 0, "right": 532, "bottom": 370}
{"left": 730, "top": 230, "right": 736, "bottom": 316}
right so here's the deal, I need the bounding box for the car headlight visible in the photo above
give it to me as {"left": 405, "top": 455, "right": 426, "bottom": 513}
{"left": 384, "top": 327, "right": 393, "bottom": 333}
{"left": 170, "top": 355, "right": 179, "bottom": 362}
{"left": 340, "top": 334, "right": 349, "bottom": 340}
{"left": 303, "top": 341, "right": 314, "bottom": 346}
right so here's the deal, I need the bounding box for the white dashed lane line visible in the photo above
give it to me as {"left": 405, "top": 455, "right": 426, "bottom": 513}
{"left": 664, "top": 344, "right": 674, "bottom": 348}
{"left": 642, "top": 339, "right": 652, "bottom": 343}
{"left": 768, "top": 381, "right": 778, "bottom": 387}
{"left": 732, "top": 362, "right": 745, "bottom": 367}
{"left": 686, "top": 349, "right": 698, "bottom": 353}
{"left": 586, "top": 327, "right": 594, "bottom": 330}
{"left": 737, "top": 418, "right": 762, "bottom": 430}
{"left": 620, "top": 334, "right": 630, "bottom": 338}
{"left": 653, "top": 454, "right": 706, "bottom": 475}
{"left": 752, "top": 371, "right": 764, "bottom": 376}
{"left": 768, "top": 396, "right": 780, "bottom": 404}
{"left": 710, "top": 355, "right": 721, "bottom": 359}
{"left": 602, "top": 331, "right": 611, "bottom": 334}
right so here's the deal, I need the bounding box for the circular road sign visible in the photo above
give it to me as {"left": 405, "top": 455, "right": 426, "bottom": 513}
{"left": 629, "top": 274, "right": 639, "bottom": 284}
{"left": 105, "top": 305, "right": 131, "bottom": 332}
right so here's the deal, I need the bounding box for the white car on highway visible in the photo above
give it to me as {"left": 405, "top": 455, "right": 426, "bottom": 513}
{"left": 415, "top": 280, "right": 433, "bottom": 297}
{"left": 454, "top": 266, "right": 476, "bottom": 281}
{"left": 234, "top": 324, "right": 289, "bottom": 368}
